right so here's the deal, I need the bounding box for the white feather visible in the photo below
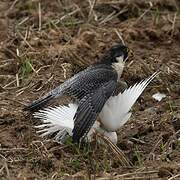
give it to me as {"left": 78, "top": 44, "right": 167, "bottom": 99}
{"left": 99, "top": 72, "right": 159, "bottom": 131}
{"left": 33, "top": 103, "right": 104, "bottom": 143}
{"left": 34, "top": 103, "right": 77, "bottom": 141}
{"left": 94, "top": 126, "right": 118, "bottom": 144}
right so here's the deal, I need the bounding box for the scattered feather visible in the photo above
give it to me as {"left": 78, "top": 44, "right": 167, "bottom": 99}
{"left": 152, "top": 92, "right": 166, "bottom": 101}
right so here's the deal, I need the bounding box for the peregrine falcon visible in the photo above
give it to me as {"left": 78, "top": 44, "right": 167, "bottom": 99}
{"left": 24, "top": 44, "right": 129, "bottom": 143}
{"left": 33, "top": 72, "right": 159, "bottom": 144}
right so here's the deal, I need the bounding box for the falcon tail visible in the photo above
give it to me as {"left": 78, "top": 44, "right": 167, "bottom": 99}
{"left": 99, "top": 71, "right": 160, "bottom": 131}
{"left": 33, "top": 104, "right": 77, "bottom": 143}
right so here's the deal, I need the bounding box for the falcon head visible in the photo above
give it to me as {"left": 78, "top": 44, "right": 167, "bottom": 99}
{"left": 100, "top": 44, "right": 129, "bottom": 65}
{"left": 98, "top": 44, "right": 129, "bottom": 81}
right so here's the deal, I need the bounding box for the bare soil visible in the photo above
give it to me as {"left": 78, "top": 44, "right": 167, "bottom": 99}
{"left": 0, "top": 0, "right": 180, "bottom": 179}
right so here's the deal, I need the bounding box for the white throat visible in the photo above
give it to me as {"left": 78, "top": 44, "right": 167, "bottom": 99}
{"left": 112, "top": 56, "right": 125, "bottom": 81}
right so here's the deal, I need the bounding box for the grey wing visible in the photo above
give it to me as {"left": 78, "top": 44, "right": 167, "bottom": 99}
{"left": 72, "top": 80, "right": 117, "bottom": 143}
{"left": 24, "top": 65, "right": 117, "bottom": 111}
{"left": 23, "top": 79, "right": 70, "bottom": 111}
{"left": 65, "top": 66, "right": 117, "bottom": 99}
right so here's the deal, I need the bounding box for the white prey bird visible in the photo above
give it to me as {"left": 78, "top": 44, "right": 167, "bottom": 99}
{"left": 34, "top": 72, "right": 158, "bottom": 144}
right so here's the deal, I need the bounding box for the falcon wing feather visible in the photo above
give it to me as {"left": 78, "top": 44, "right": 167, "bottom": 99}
{"left": 72, "top": 80, "right": 117, "bottom": 143}
{"left": 24, "top": 65, "right": 117, "bottom": 111}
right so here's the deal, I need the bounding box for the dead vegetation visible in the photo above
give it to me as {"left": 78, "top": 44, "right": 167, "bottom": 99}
{"left": 0, "top": 0, "right": 180, "bottom": 179}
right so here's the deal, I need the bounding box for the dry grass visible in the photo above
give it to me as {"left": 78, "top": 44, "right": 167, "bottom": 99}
{"left": 0, "top": 0, "right": 180, "bottom": 179}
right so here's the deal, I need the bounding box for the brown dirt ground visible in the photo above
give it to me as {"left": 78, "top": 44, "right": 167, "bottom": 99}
{"left": 0, "top": 0, "right": 180, "bottom": 179}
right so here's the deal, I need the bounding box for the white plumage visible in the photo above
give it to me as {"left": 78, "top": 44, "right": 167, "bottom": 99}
{"left": 34, "top": 104, "right": 118, "bottom": 144}
{"left": 34, "top": 72, "right": 158, "bottom": 144}
{"left": 100, "top": 72, "right": 158, "bottom": 131}
{"left": 34, "top": 104, "right": 77, "bottom": 142}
